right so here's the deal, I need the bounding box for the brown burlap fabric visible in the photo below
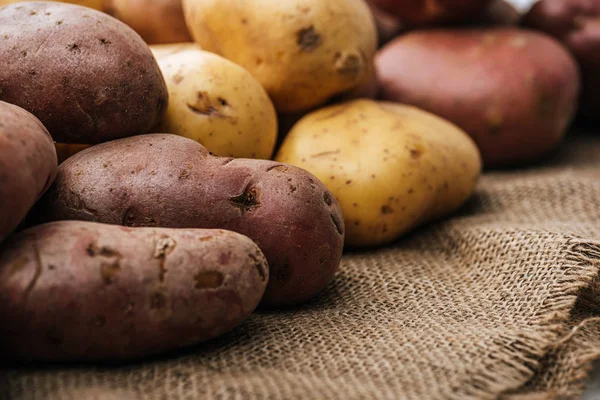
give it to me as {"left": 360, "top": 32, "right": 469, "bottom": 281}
{"left": 1, "top": 132, "right": 599, "bottom": 400}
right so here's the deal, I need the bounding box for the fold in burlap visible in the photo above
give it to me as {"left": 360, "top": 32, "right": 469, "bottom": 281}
{"left": 1, "top": 133, "right": 599, "bottom": 400}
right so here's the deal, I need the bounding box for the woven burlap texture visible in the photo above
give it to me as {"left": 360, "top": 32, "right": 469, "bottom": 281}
{"left": 1, "top": 133, "right": 599, "bottom": 400}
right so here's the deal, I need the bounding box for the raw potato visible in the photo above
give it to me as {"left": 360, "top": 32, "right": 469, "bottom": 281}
{"left": 523, "top": 0, "right": 600, "bottom": 121}
{"left": 370, "top": 0, "right": 492, "bottom": 26}
{"left": 377, "top": 28, "right": 580, "bottom": 166}
{"left": 276, "top": 100, "right": 481, "bottom": 247}
{"left": 35, "top": 134, "right": 345, "bottom": 307}
{"left": 183, "top": 0, "right": 378, "bottom": 113}
{"left": 0, "top": 101, "right": 57, "bottom": 243}
{"left": 0, "top": 221, "right": 268, "bottom": 362}
{"left": 150, "top": 42, "right": 199, "bottom": 59}
{"left": 105, "top": 0, "right": 192, "bottom": 44}
{"left": 152, "top": 46, "right": 278, "bottom": 159}
{"left": 0, "top": 2, "right": 168, "bottom": 144}
{"left": 0, "top": 0, "right": 104, "bottom": 9}
{"left": 55, "top": 144, "right": 90, "bottom": 164}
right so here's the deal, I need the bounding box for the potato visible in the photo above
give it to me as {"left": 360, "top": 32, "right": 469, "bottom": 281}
{"left": 151, "top": 46, "right": 278, "bottom": 159}
{"left": 0, "top": 221, "right": 268, "bottom": 362}
{"left": 150, "top": 42, "right": 199, "bottom": 59}
{"left": 105, "top": 0, "right": 192, "bottom": 44}
{"left": 0, "top": 101, "right": 57, "bottom": 244}
{"left": 0, "top": 2, "right": 168, "bottom": 144}
{"left": 55, "top": 143, "right": 90, "bottom": 164}
{"left": 376, "top": 28, "right": 580, "bottom": 166}
{"left": 370, "top": 0, "right": 492, "bottom": 26}
{"left": 478, "top": 0, "right": 521, "bottom": 26}
{"left": 182, "top": 0, "right": 378, "bottom": 113}
{"left": 0, "top": 0, "right": 103, "bottom": 10}
{"left": 523, "top": 0, "right": 600, "bottom": 121}
{"left": 34, "top": 134, "right": 344, "bottom": 307}
{"left": 276, "top": 100, "right": 481, "bottom": 248}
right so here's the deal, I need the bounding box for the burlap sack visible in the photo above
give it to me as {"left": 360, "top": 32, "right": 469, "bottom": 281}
{"left": 1, "top": 132, "right": 599, "bottom": 400}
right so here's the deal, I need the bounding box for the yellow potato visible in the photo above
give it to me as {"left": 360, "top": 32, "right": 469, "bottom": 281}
{"left": 55, "top": 144, "right": 90, "bottom": 164}
{"left": 276, "top": 99, "right": 482, "bottom": 247}
{"left": 182, "top": 0, "right": 378, "bottom": 113}
{"left": 151, "top": 46, "right": 277, "bottom": 159}
{"left": 0, "top": 0, "right": 104, "bottom": 10}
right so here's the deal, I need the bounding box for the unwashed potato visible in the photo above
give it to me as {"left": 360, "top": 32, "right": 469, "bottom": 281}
{"left": 0, "top": 0, "right": 103, "bottom": 9}
{"left": 105, "top": 0, "right": 192, "bottom": 44}
{"left": 0, "top": 221, "right": 268, "bottom": 362}
{"left": 34, "top": 134, "right": 345, "bottom": 307}
{"left": 151, "top": 45, "right": 278, "bottom": 159}
{"left": 0, "top": 2, "right": 168, "bottom": 144}
{"left": 523, "top": 0, "right": 600, "bottom": 122}
{"left": 183, "top": 0, "right": 378, "bottom": 113}
{"left": 370, "top": 0, "right": 492, "bottom": 26}
{"left": 0, "top": 101, "right": 57, "bottom": 244}
{"left": 377, "top": 28, "right": 580, "bottom": 166}
{"left": 276, "top": 100, "right": 481, "bottom": 248}
{"left": 55, "top": 143, "right": 90, "bottom": 164}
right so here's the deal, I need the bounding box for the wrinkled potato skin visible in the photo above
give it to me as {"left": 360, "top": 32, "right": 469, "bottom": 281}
{"left": 183, "top": 0, "right": 378, "bottom": 113}
{"left": 104, "top": 0, "right": 192, "bottom": 44}
{"left": 36, "top": 134, "right": 344, "bottom": 307}
{"left": 0, "top": 101, "right": 57, "bottom": 243}
{"left": 0, "top": 2, "right": 168, "bottom": 144}
{"left": 152, "top": 47, "right": 278, "bottom": 159}
{"left": 523, "top": 0, "right": 600, "bottom": 121}
{"left": 276, "top": 100, "right": 481, "bottom": 247}
{"left": 55, "top": 144, "right": 90, "bottom": 164}
{"left": 0, "top": 221, "right": 268, "bottom": 362}
{"left": 377, "top": 28, "right": 580, "bottom": 166}
{"left": 370, "top": 0, "right": 492, "bottom": 26}
{"left": 0, "top": 0, "right": 103, "bottom": 9}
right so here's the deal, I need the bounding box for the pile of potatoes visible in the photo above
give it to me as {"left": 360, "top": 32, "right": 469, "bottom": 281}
{"left": 0, "top": 0, "right": 597, "bottom": 363}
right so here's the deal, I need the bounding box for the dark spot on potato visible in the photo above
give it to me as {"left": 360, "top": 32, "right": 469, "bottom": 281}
{"left": 67, "top": 43, "right": 81, "bottom": 53}
{"left": 334, "top": 52, "right": 361, "bottom": 78}
{"left": 410, "top": 149, "right": 423, "bottom": 159}
{"left": 319, "top": 257, "right": 328, "bottom": 265}
{"left": 122, "top": 208, "right": 136, "bottom": 227}
{"left": 289, "top": 185, "right": 297, "bottom": 193}
{"left": 346, "top": 180, "right": 352, "bottom": 185}
{"left": 48, "top": 264, "right": 55, "bottom": 271}
{"left": 330, "top": 213, "right": 344, "bottom": 235}
{"left": 178, "top": 169, "right": 190, "bottom": 180}
{"left": 218, "top": 97, "right": 229, "bottom": 107}
{"left": 381, "top": 205, "right": 394, "bottom": 215}
{"left": 100, "top": 261, "right": 121, "bottom": 285}
{"left": 219, "top": 252, "right": 232, "bottom": 265}
{"left": 150, "top": 293, "right": 167, "bottom": 309}
{"left": 95, "top": 316, "right": 106, "bottom": 327}
{"left": 187, "top": 91, "right": 235, "bottom": 121}
{"left": 354, "top": 221, "right": 360, "bottom": 226}
{"left": 323, "top": 191, "right": 333, "bottom": 206}
{"left": 154, "top": 237, "right": 177, "bottom": 282}
{"left": 194, "top": 271, "right": 224, "bottom": 289}
{"left": 21, "top": 51, "right": 27, "bottom": 57}
{"left": 274, "top": 261, "right": 291, "bottom": 285}
{"left": 56, "top": 20, "right": 63, "bottom": 25}
{"left": 99, "top": 38, "right": 111, "bottom": 45}
{"left": 297, "top": 26, "right": 322, "bottom": 52}
{"left": 173, "top": 73, "right": 184, "bottom": 84}
{"left": 249, "top": 253, "right": 267, "bottom": 281}
{"left": 241, "top": 18, "right": 248, "bottom": 24}
{"left": 311, "top": 149, "right": 340, "bottom": 158}
{"left": 86, "top": 243, "right": 121, "bottom": 258}
{"left": 353, "top": 203, "right": 358, "bottom": 207}
{"left": 199, "top": 236, "right": 213, "bottom": 242}
{"left": 229, "top": 185, "right": 260, "bottom": 214}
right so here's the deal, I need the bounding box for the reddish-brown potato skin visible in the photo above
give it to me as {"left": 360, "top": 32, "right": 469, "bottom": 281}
{"left": 0, "top": 221, "right": 268, "bottom": 362}
{"left": 370, "top": 0, "right": 492, "bottom": 26}
{"left": 523, "top": 0, "right": 600, "bottom": 121}
{"left": 0, "top": 2, "right": 168, "bottom": 144}
{"left": 0, "top": 101, "right": 57, "bottom": 243}
{"left": 376, "top": 28, "right": 580, "bottom": 166}
{"left": 104, "top": 0, "right": 192, "bottom": 44}
{"left": 35, "top": 134, "right": 345, "bottom": 307}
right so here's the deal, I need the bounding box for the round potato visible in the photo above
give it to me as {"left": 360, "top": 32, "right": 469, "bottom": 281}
{"left": 0, "top": 101, "right": 57, "bottom": 244}
{"left": 0, "top": 221, "right": 268, "bottom": 362}
{"left": 370, "top": 0, "right": 492, "bottom": 26}
{"left": 55, "top": 143, "right": 90, "bottom": 164}
{"left": 523, "top": 0, "right": 600, "bottom": 121}
{"left": 0, "top": 1, "right": 103, "bottom": 9}
{"left": 276, "top": 100, "right": 481, "bottom": 248}
{"left": 34, "top": 134, "right": 344, "bottom": 307}
{"left": 182, "top": 0, "right": 378, "bottom": 113}
{"left": 0, "top": 2, "right": 168, "bottom": 144}
{"left": 376, "top": 28, "right": 580, "bottom": 166}
{"left": 105, "top": 0, "right": 192, "bottom": 44}
{"left": 152, "top": 46, "right": 278, "bottom": 159}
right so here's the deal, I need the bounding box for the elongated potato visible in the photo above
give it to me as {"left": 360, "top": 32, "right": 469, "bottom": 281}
{"left": 0, "top": 221, "right": 268, "bottom": 362}
{"left": 35, "top": 134, "right": 344, "bottom": 307}
{"left": 0, "top": 2, "right": 168, "bottom": 144}
{"left": 152, "top": 46, "right": 278, "bottom": 159}
{"left": 276, "top": 100, "right": 482, "bottom": 248}
{"left": 0, "top": 101, "right": 57, "bottom": 243}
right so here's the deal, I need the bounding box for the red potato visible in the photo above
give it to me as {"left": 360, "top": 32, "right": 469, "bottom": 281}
{"left": 523, "top": 0, "right": 600, "bottom": 121}
{"left": 377, "top": 28, "right": 580, "bottom": 166}
{"left": 0, "top": 221, "right": 268, "bottom": 362}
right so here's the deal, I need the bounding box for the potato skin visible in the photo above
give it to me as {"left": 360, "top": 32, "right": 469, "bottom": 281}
{"left": 370, "top": 0, "right": 492, "bottom": 26}
{"left": 0, "top": 101, "right": 57, "bottom": 243}
{"left": 276, "top": 100, "right": 481, "bottom": 247}
{"left": 0, "top": 221, "right": 268, "bottom": 362}
{"left": 0, "top": 0, "right": 103, "bottom": 9}
{"left": 105, "top": 0, "right": 192, "bottom": 44}
{"left": 183, "top": 0, "right": 378, "bottom": 113}
{"left": 36, "top": 134, "right": 344, "bottom": 307}
{"left": 0, "top": 2, "right": 168, "bottom": 144}
{"left": 376, "top": 28, "right": 580, "bottom": 166}
{"left": 523, "top": 0, "right": 600, "bottom": 121}
{"left": 152, "top": 46, "right": 278, "bottom": 159}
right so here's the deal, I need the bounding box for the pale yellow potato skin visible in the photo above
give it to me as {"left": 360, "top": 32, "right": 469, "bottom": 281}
{"left": 0, "top": 0, "right": 104, "bottom": 10}
{"left": 150, "top": 42, "right": 200, "bottom": 59}
{"left": 182, "top": 0, "right": 378, "bottom": 113}
{"left": 276, "top": 100, "right": 482, "bottom": 247}
{"left": 55, "top": 144, "right": 90, "bottom": 164}
{"left": 152, "top": 46, "right": 278, "bottom": 159}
